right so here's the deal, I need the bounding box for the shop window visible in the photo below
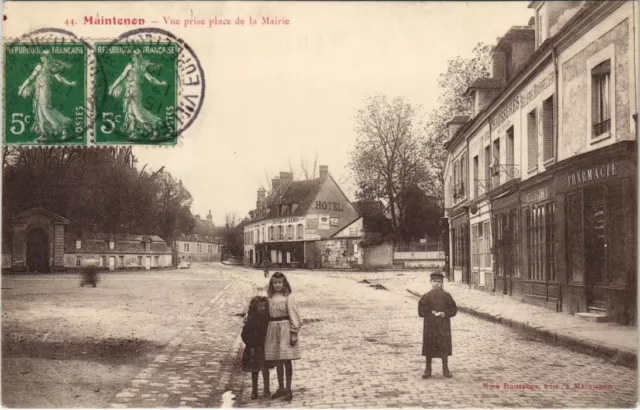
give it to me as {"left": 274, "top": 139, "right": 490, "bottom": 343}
{"left": 542, "top": 95, "right": 554, "bottom": 162}
{"left": 527, "top": 109, "right": 538, "bottom": 172}
{"left": 511, "top": 209, "right": 520, "bottom": 277}
{"left": 591, "top": 60, "right": 611, "bottom": 138}
{"left": 527, "top": 202, "right": 555, "bottom": 281}
{"left": 545, "top": 203, "right": 556, "bottom": 281}
{"left": 478, "top": 223, "right": 484, "bottom": 269}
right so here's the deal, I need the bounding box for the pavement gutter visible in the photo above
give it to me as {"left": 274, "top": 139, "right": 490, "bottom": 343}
{"left": 405, "top": 288, "right": 637, "bottom": 370}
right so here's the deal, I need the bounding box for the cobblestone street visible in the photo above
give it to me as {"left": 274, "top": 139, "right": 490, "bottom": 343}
{"left": 234, "top": 270, "right": 637, "bottom": 408}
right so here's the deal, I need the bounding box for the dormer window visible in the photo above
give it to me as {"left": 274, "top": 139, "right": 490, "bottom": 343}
{"left": 108, "top": 239, "right": 115, "bottom": 250}
{"left": 75, "top": 239, "right": 82, "bottom": 250}
{"left": 144, "top": 238, "right": 151, "bottom": 251}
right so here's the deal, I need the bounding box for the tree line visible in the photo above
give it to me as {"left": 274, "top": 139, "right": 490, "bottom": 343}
{"left": 2, "top": 146, "right": 196, "bottom": 247}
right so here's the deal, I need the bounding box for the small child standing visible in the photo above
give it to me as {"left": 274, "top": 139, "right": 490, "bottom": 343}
{"left": 241, "top": 296, "right": 271, "bottom": 399}
{"left": 418, "top": 271, "right": 458, "bottom": 379}
{"left": 264, "top": 272, "right": 302, "bottom": 402}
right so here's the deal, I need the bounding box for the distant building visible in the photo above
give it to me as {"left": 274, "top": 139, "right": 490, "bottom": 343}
{"left": 243, "top": 167, "right": 394, "bottom": 269}
{"left": 5, "top": 207, "right": 172, "bottom": 272}
{"left": 65, "top": 232, "right": 172, "bottom": 270}
{"left": 174, "top": 210, "right": 223, "bottom": 262}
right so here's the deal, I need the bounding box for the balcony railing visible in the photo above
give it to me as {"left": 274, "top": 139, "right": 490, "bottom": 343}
{"left": 593, "top": 118, "right": 611, "bottom": 136}
{"left": 452, "top": 182, "right": 466, "bottom": 202}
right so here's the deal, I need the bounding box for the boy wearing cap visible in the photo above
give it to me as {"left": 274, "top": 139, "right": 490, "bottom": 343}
{"left": 418, "top": 271, "right": 458, "bottom": 379}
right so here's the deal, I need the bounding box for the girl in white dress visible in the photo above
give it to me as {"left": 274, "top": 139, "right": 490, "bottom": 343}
{"left": 264, "top": 272, "right": 302, "bottom": 402}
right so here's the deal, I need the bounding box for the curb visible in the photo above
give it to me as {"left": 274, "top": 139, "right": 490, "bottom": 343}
{"left": 406, "top": 288, "right": 637, "bottom": 369}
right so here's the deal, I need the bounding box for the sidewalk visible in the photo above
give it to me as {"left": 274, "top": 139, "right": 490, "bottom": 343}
{"left": 405, "top": 275, "right": 637, "bottom": 369}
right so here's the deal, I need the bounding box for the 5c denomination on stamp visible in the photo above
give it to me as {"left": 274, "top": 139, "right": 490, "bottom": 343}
{"left": 94, "top": 28, "right": 205, "bottom": 145}
{"left": 4, "top": 41, "right": 88, "bottom": 145}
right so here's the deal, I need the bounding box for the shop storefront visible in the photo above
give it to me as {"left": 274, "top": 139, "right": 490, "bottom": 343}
{"left": 519, "top": 176, "right": 559, "bottom": 311}
{"left": 489, "top": 179, "right": 520, "bottom": 296}
{"left": 254, "top": 241, "right": 305, "bottom": 268}
{"left": 551, "top": 141, "right": 636, "bottom": 325}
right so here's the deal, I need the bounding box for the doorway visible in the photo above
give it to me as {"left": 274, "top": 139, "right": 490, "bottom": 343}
{"left": 109, "top": 256, "right": 116, "bottom": 270}
{"left": 26, "top": 228, "right": 49, "bottom": 273}
{"left": 584, "top": 185, "right": 607, "bottom": 309}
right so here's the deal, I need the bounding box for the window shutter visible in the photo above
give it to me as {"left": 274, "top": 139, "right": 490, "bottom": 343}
{"left": 542, "top": 97, "right": 554, "bottom": 162}
{"left": 527, "top": 109, "right": 538, "bottom": 170}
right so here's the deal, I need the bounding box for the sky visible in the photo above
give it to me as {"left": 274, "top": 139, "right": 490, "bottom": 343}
{"left": 123, "top": 1, "right": 535, "bottom": 226}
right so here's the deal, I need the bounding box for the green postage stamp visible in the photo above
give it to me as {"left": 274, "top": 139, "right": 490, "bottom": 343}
{"left": 94, "top": 42, "right": 178, "bottom": 145}
{"left": 4, "top": 43, "right": 87, "bottom": 145}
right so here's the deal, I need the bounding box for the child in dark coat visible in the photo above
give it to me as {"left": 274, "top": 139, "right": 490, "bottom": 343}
{"left": 241, "top": 296, "right": 271, "bottom": 399}
{"left": 418, "top": 271, "right": 458, "bottom": 379}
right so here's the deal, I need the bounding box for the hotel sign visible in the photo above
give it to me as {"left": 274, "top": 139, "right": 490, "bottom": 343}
{"left": 567, "top": 162, "right": 618, "bottom": 187}
{"left": 315, "top": 201, "right": 345, "bottom": 212}
{"left": 271, "top": 217, "right": 299, "bottom": 224}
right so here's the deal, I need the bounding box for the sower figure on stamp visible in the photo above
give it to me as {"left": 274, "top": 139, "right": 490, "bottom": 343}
{"left": 18, "top": 50, "right": 76, "bottom": 142}
{"left": 108, "top": 49, "right": 166, "bottom": 141}
{"left": 418, "top": 271, "right": 457, "bottom": 379}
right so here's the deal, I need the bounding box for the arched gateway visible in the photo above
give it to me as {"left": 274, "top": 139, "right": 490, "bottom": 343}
{"left": 11, "top": 208, "right": 69, "bottom": 273}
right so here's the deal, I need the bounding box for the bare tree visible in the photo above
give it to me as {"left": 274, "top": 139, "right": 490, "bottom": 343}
{"left": 299, "top": 152, "right": 318, "bottom": 179}
{"left": 350, "top": 94, "right": 431, "bottom": 232}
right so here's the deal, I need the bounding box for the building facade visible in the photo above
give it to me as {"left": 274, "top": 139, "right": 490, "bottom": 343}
{"left": 5, "top": 207, "right": 172, "bottom": 272}
{"left": 444, "top": 1, "right": 637, "bottom": 325}
{"left": 65, "top": 233, "right": 172, "bottom": 270}
{"left": 243, "top": 166, "right": 361, "bottom": 268}
{"left": 175, "top": 211, "right": 223, "bottom": 263}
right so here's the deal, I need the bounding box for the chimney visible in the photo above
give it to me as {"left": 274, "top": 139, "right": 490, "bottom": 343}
{"left": 272, "top": 177, "right": 281, "bottom": 192}
{"left": 207, "top": 210, "right": 213, "bottom": 227}
{"left": 490, "top": 48, "right": 507, "bottom": 83}
{"left": 279, "top": 171, "right": 293, "bottom": 187}
{"left": 509, "top": 36, "right": 535, "bottom": 77}
{"left": 256, "top": 188, "right": 266, "bottom": 210}
{"left": 319, "top": 165, "right": 328, "bottom": 180}
{"left": 494, "top": 26, "right": 535, "bottom": 81}
{"left": 446, "top": 117, "right": 469, "bottom": 140}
